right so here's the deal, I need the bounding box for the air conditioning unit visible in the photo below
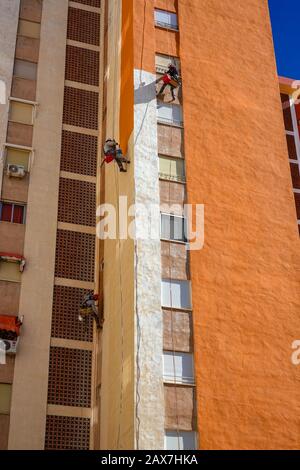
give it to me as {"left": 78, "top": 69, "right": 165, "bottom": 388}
{"left": 7, "top": 164, "right": 26, "bottom": 178}
{"left": 1, "top": 338, "right": 19, "bottom": 355}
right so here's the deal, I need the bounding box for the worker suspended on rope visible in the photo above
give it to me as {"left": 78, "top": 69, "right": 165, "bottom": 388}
{"left": 102, "top": 139, "right": 129, "bottom": 173}
{"left": 157, "top": 63, "right": 181, "bottom": 101}
{"left": 79, "top": 293, "right": 103, "bottom": 330}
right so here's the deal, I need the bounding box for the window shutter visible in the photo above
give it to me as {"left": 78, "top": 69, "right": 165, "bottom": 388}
{"left": 6, "top": 148, "right": 30, "bottom": 171}
{"left": 0, "top": 384, "right": 12, "bottom": 415}
{"left": 1, "top": 204, "right": 13, "bottom": 222}
{"left": 13, "top": 205, "right": 24, "bottom": 224}
{"left": 9, "top": 101, "right": 33, "bottom": 125}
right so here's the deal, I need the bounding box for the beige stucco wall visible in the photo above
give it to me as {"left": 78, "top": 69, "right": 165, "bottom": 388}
{"left": 100, "top": 0, "right": 135, "bottom": 450}
{"left": 8, "top": 0, "right": 69, "bottom": 450}
{"left": 0, "top": 221, "right": 25, "bottom": 253}
{"left": 0, "top": 0, "right": 20, "bottom": 196}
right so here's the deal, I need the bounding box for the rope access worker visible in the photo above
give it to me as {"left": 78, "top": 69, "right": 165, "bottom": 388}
{"left": 79, "top": 293, "right": 103, "bottom": 329}
{"left": 157, "top": 63, "right": 181, "bottom": 101}
{"left": 102, "top": 139, "right": 129, "bottom": 173}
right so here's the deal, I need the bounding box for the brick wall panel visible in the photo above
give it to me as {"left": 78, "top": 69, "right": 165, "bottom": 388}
{"left": 19, "top": 0, "right": 43, "bottom": 23}
{"left": 15, "top": 36, "right": 40, "bottom": 63}
{"left": 157, "top": 123, "right": 184, "bottom": 158}
{"left": 160, "top": 180, "right": 186, "bottom": 213}
{"left": 63, "top": 87, "right": 98, "bottom": 130}
{"left": 161, "top": 241, "right": 190, "bottom": 280}
{"left": 65, "top": 45, "right": 99, "bottom": 86}
{"left": 60, "top": 130, "right": 97, "bottom": 177}
{"left": 58, "top": 178, "right": 96, "bottom": 227}
{"left": 163, "top": 309, "right": 192, "bottom": 352}
{"left": 75, "top": 0, "right": 101, "bottom": 8}
{"left": 45, "top": 415, "right": 90, "bottom": 450}
{"left": 7, "top": 122, "right": 33, "bottom": 147}
{"left": 55, "top": 230, "right": 95, "bottom": 282}
{"left": 52, "top": 286, "right": 93, "bottom": 342}
{"left": 164, "top": 385, "right": 196, "bottom": 431}
{"left": 67, "top": 7, "right": 100, "bottom": 46}
{"left": 48, "top": 347, "right": 92, "bottom": 407}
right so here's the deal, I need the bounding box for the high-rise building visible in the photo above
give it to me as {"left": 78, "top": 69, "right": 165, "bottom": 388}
{"left": 0, "top": 0, "right": 299, "bottom": 451}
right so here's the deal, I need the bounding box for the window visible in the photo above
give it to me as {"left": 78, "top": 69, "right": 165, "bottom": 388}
{"left": 165, "top": 431, "right": 196, "bottom": 450}
{"left": 5, "top": 147, "right": 31, "bottom": 171}
{"left": 0, "top": 384, "right": 12, "bottom": 415}
{"left": 161, "top": 213, "right": 186, "bottom": 242}
{"left": 14, "top": 59, "right": 37, "bottom": 81}
{"left": 0, "top": 202, "right": 26, "bottom": 224}
{"left": 0, "top": 263, "right": 22, "bottom": 282}
{"left": 18, "top": 19, "right": 41, "bottom": 39}
{"left": 154, "top": 9, "right": 178, "bottom": 30}
{"left": 157, "top": 103, "right": 183, "bottom": 126}
{"left": 162, "top": 279, "right": 192, "bottom": 309}
{"left": 155, "top": 54, "right": 180, "bottom": 74}
{"left": 163, "top": 351, "right": 194, "bottom": 384}
{"left": 9, "top": 100, "right": 34, "bottom": 125}
{"left": 159, "top": 155, "right": 185, "bottom": 182}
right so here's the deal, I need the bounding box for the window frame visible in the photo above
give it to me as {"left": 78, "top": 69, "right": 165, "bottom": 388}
{"left": 4, "top": 144, "right": 33, "bottom": 173}
{"left": 161, "top": 279, "right": 192, "bottom": 310}
{"left": 154, "top": 9, "right": 179, "bottom": 31}
{"left": 164, "top": 430, "right": 197, "bottom": 450}
{"left": 8, "top": 97, "right": 37, "bottom": 126}
{"left": 13, "top": 59, "right": 38, "bottom": 81}
{"left": 155, "top": 53, "right": 181, "bottom": 75}
{"left": 0, "top": 201, "right": 26, "bottom": 224}
{"left": 161, "top": 212, "right": 187, "bottom": 243}
{"left": 157, "top": 102, "right": 183, "bottom": 127}
{"left": 163, "top": 351, "right": 195, "bottom": 385}
{"left": 159, "top": 154, "right": 186, "bottom": 183}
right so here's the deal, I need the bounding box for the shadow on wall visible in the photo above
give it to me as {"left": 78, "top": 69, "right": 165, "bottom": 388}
{"left": 134, "top": 80, "right": 157, "bottom": 105}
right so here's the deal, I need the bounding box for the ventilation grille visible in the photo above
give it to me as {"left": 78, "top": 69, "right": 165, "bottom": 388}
{"left": 67, "top": 7, "right": 100, "bottom": 46}
{"left": 51, "top": 286, "right": 93, "bottom": 342}
{"left": 48, "top": 347, "right": 92, "bottom": 408}
{"left": 63, "top": 87, "right": 99, "bottom": 130}
{"left": 55, "top": 230, "right": 95, "bottom": 282}
{"left": 60, "top": 130, "right": 98, "bottom": 177}
{"left": 45, "top": 415, "right": 90, "bottom": 450}
{"left": 65, "top": 45, "right": 99, "bottom": 86}
{"left": 58, "top": 178, "right": 96, "bottom": 227}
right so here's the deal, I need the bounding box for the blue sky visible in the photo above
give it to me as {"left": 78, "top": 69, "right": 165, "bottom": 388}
{"left": 268, "top": 0, "right": 300, "bottom": 79}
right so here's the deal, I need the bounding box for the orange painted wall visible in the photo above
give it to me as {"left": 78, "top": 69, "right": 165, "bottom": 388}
{"left": 120, "top": 0, "right": 134, "bottom": 153}
{"left": 133, "top": 0, "right": 156, "bottom": 73}
{"left": 155, "top": 28, "right": 179, "bottom": 57}
{"left": 178, "top": 0, "right": 300, "bottom": 449}
{"left": 154, "top": 0, "right": 177, "bottom": 13}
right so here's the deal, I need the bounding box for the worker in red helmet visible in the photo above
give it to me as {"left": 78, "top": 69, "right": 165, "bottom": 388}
{"left": 157, "top": 63, "right": 180, "bottom": 101}
{"left": 79, "top": 293, "right": 103, "bottom": 329}
{"left": 102, "top": 139, "right": 129, "bottom": 172}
